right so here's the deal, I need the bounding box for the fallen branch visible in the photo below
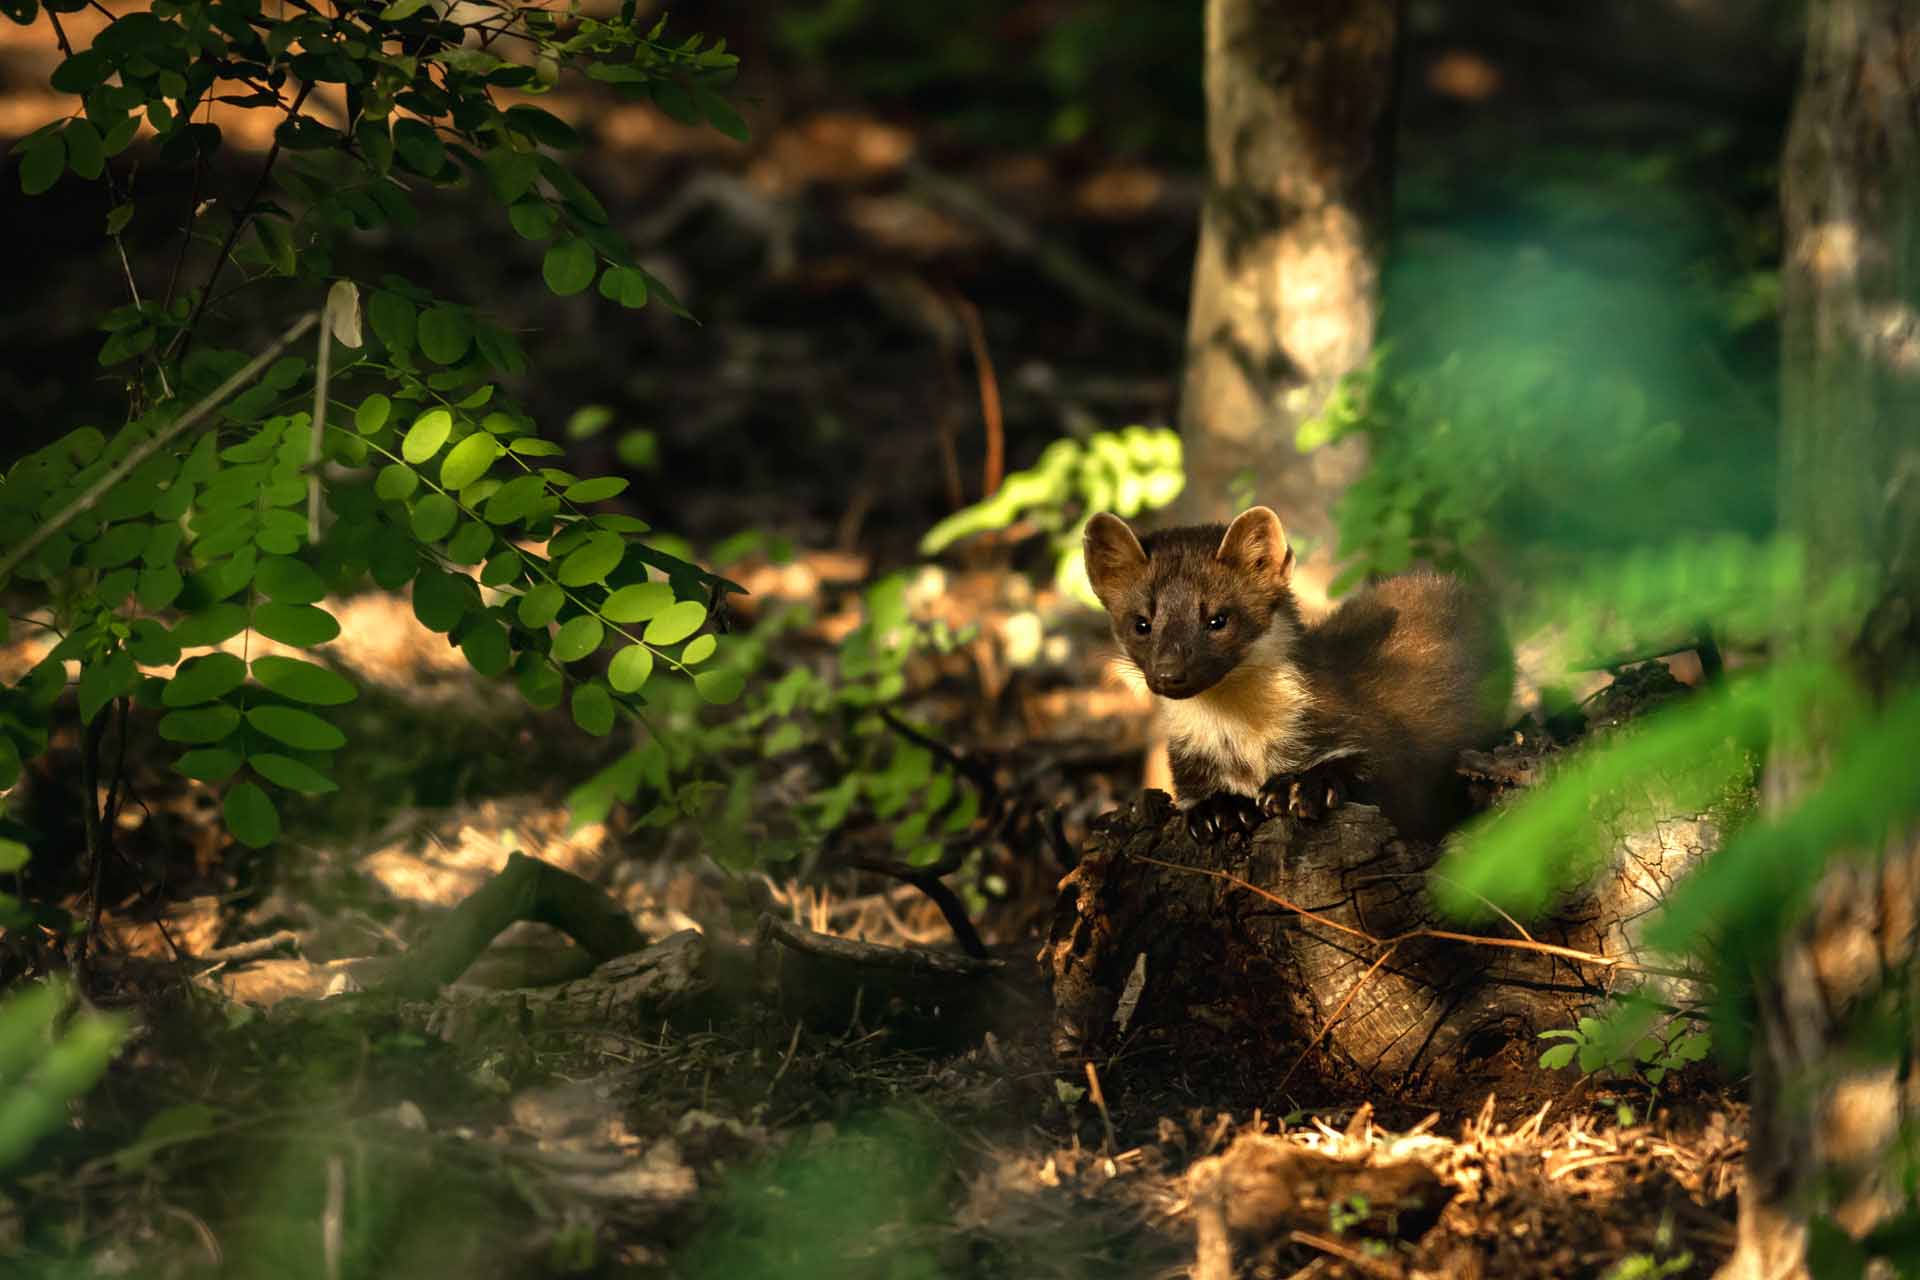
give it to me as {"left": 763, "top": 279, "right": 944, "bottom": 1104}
{"left": 755, "top": 914, "right": 1002, "bottom": 978}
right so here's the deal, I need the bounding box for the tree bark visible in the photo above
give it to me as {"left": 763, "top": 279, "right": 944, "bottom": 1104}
{"left": 1723, "top": 3, "right": 1920, "bottom": 1275}
{"left": 1176, "top": 0, "right": 1401, "bottom": 604}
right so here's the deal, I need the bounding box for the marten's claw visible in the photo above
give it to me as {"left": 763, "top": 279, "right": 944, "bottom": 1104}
{"left": 1257, "top": 763, "right": 1349, "bottom": 822}
{"left": 1185, "top": 793, "right": 1263, "bottom": 841}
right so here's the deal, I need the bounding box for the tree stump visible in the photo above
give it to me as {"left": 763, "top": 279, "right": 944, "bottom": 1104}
{"left": 1041, "top": 682, "right": 1726, "bottom": 1102}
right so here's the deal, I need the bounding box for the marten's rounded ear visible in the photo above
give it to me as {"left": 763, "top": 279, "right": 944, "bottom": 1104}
{"left": 1215, "top": 506, "right": 1294, "bottom": 588}
{"left": 1083, "top": 512, "right": 1148, "bottom": 608}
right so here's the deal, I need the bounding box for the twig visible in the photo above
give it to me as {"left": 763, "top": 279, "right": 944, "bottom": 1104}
{"left": 306, "top": 298, "right": 335, "bottom": 539}
{"left": 842, "top": 855, "right": 987, "bottom": 959}
{"left": 80, "top": 713, "right": 110, "bottom": 951}
{"left": 1083, "top": 1060, "right": 1116, "bottom": 1156}
{"left": 0, "top": 310, "right": 320, "bottom": 585}
{"left": 877, "top": 707, "right": 997, "bottom": 795}
{"left": 764, "top": 1020, "right": 803, "bottom": 1098}
{"left": 904, "top": 159, "right": 1183, "bottom": 344}
{"left": 947, "top": 293, "right": 1004, "bottom": 499}
{"left": 755, "top": 914, "right": 1003, "bottom": 977}
{"left": 163, "top": 139, "right": 206, "bottom": 313}
{"left": 169, "top": 81, "right": 314, "bottom": 363}
{"left": 1129, "top": 853, "right": 1697, "bottom": 980}
{"left": 195, "top": 929, "right": 302, "bottom": 965}
{"left": 1287, "top": 1230, "right": 1406, "bottom": 1279}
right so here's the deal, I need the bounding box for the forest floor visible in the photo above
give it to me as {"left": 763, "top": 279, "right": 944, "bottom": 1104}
{"left": 0, "top": 3, "right": 1782, "bottom": 1275}
{"left": 0, "top": 580, "right": 1745, "bottom": 1280}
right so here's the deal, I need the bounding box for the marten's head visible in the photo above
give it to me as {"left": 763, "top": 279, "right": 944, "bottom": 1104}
{"left": 1083, "top": 506, "right": 1302, "bottom": 700}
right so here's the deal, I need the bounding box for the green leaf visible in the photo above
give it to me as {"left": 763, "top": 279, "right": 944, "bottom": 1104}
{"left": 691, "top": 86, "right": 749, "bottom": 143}
{"left": 518, "top": 582, "right": 564, "bottom": 628}
{"left": 245, "top": 705, "right": 346, "bottom": 751}
{"left": 508, "top": 198, "right": 557, "bottom": 241}
{"left": 250, "top": 753, "right": 337, "bottom": 795}
{"left": 1539, "top": 1043, "right": 1578, "bottom": 1071}
{"left": 368, "top": 291, "right": 416, "bottom": 356}
{"left": 78, "top": 651, "right": 135, "bottom": 724}
{"left": 251, "top": 654, "right": 356, "bottom": 706}
{"left": 410, "top": 493, "right": 458, "bottom": 542}
{"left": 158, "top": 703, "right": 243, "bottom": 745}
{"left": 457, "top": 616, "right": 511, "bottom": 677}
{"left": 552, "top": 615, "right": 604, "bottom": 662}
{"left": 607, "top": 643, "right": 653, "bottom": 693}
{"left": 62, "top": 118, "right": 104, "bottom": 181}
{"left": 570, "top": 682, "right": 614, "bottom": 736}
{"left": 252, "top": 603, "right": 340, "bottom": 647}
{"left": 597, "top": 266, "right": 649, "bottom": 308}
{"left": 483, "top": 474, "right": 547, "bottom": 525}
{"left": 224, "top": 782, "right": 280, "bottom": 848}
{"left": 557, "top": 531, "right": 623, "bottom": 586}
{"left": 643, "top": 600, "right": 706, "bottom": 646}
{"left": 440, "top": 433, "right": 499, "bottom": 490}
{"left": 126, "top": 619, "right": 180, "bottom": 667}
{"left": 380, "top": 0, "right": 429, "bottom": 17}
{"left": 411, "top": 568, "right": 473, "bottom": 633}
{"left": 356, "top": 394, "right": 391, "bottom": 435}
{"left": 173, "top": 748, "right": 242, "bottom": 781}
{"left": 417, "top": 305, "right": 473, "bottom": 364}
{"left": 104, "top": 203, "right": 132, "bottom": 236}
{"left": 693, "top": 669, "right": 743, "bottom": 705}
{"left": 85, "top": 520, "right": 149, "bottom": 568}
{"left": 164, "top": 653, "right": 247, "bottom": 707}
{"left": 518, "top": 659, "right": 563, "bottom": 709}
{"left": 541, "top": 237, "right": 596, "bottom": 296}
{"left": 253, "top": 556, "right": 326, "bottom": 605}
{"left": 480, "top": 549, "right": 523, "bottom": 587}
{"left": 486, "top": 150, "right": 539, "bottom": 203}
{"left": 446, "top": 520, "right": 493, "bottom": 565}
{"left": 563, "top": 476, "right": 627, "bottom": 503}
{"left": 401, "top": 408, "right": 452, "bottom": 464}
{"left": 171, "top": 603, "right": 248, "bottom": 648}
{"left": 375, "top": 463, "right": 418, "bottom": 501}
{"left": 602, "top": 582, "right": 673, "bottom": 623}
{"left": 504, "top": 104, "right": 579, "bottom": 149}
{"left": 19, "top": 131, "right": 63, "bottom": 196}
{"left": 682, "top": 633, "right": 717, "bottom": 665}
{"left": 137, "top": 564, "right": 184, "bottom": 610}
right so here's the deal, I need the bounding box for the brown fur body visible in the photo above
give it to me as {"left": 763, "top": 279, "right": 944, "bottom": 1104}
{"left": 1084, "top": 508, "right": 1511, "bottom": 843}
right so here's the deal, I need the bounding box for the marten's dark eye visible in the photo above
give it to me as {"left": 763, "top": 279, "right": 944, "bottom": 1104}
{"left": 1133, "top": 616, "right": 1150, "bottom": 636}
{"left": 1207, "top": 610, "right": 1230, "bottom": 631}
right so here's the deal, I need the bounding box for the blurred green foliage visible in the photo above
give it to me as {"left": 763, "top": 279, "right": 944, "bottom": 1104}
{"left": 920, "top": 424, "right": 1183, "bottom": 606}
{"left": 1307, "top": 145, "right": 1779, "bottom": 594}
{"left": 0, "top": 978, "right": 126, "bottom": 1171}
{"left": 680, "top": 1111, "right": 951, "bottom": 1279}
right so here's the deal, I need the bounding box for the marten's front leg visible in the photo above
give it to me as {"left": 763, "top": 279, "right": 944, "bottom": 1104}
{"left": 1256, "top": 756, "right": 1355, "bottom": 823}
{"left": 1184, "top": 791, "right": 1264, "bottom": 840}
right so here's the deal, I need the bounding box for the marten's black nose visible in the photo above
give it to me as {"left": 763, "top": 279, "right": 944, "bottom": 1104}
{"left": 1151, "top": 665, "right": 1194, "bottom": 697}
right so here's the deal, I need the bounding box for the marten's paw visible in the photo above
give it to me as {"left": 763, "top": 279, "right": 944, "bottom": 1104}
{"left": 1184, "top": 792, "right": 1263, "bottom": 841}
{"left": 1257, "top": 761, "right": 1350, "bottom": 823}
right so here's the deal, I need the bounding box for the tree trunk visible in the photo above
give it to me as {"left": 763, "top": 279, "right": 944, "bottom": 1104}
{"left": 1723, "top": 3, "right": 1920, "bottom": 1275}
{"left": 1176, "top": 0, "right": 1401, "bottom": 605}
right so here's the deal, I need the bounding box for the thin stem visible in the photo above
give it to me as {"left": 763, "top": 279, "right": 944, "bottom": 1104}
{"left": 169, "top": 81, "right": 314, "bottom": 364}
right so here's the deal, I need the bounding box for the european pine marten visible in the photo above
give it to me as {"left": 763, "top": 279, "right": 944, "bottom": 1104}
{"left": 1084, "top": 505, "right": 1512, "bottom": 843}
